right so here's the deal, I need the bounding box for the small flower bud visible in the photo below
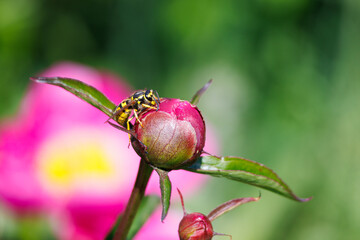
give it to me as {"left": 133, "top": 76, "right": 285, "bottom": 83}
{"left": 177, "top": 188, "right": 260, "bottom": 240}
{"left": 178, "top": 212, "right": 214, "bottom": 240}
{"left": 132, "top": 98, "right": 205, "bottom": 170}
{"left": 177, "top": 188, "right": 214, "bottom": 240}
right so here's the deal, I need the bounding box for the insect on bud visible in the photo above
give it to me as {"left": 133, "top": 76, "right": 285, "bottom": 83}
{"left": 132, "top": 98, "right": 205, "bottom": 170}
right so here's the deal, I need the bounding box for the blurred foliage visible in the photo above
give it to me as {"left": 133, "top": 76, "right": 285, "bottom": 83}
{"left": 1, "top": 0, "right": 359, "bottom": 239}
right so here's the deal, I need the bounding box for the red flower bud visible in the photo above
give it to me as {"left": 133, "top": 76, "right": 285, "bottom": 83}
{"left": 132, "top": 98, "right": 205, "bottom": 170}
{"left": 178, "top": 212, "right": 214, "bottom": 240}
{"left": 177, "top": 189, "right": 214, "bottom": 240}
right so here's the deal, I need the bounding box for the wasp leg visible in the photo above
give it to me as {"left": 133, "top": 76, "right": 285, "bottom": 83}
{"left": 126, "top": 119, "right": 132, "bottom": 147}
{"left": 141, "top": 104, "right": 157, "bottom": 110}
{"left": 133, "top": 110, "right": 144, "bottom": 128}
{"left": 126, "top": 113, "right": 143, "bottom": 146}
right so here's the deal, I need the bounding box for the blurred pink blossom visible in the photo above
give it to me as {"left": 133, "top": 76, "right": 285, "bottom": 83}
{"left": 0, "top": 62, "right": 218, "bottom": 240}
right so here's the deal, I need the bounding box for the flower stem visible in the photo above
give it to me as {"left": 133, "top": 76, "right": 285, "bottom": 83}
{"left": 113, "top": 158, "right": 153, "bottom": 240}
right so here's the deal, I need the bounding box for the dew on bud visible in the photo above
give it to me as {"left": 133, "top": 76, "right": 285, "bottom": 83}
{"left": 132, "top": 98, "right": 205, "bottom": 170}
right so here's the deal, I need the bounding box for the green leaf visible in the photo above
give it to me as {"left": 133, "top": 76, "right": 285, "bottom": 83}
{"left": 105, "top": 195, "right": 160, "bottom": 240}
{"left": 30, "top": 77, "right": 116, "bottom": 117}
{"left": 183, "top": 155, "right": 312, "bottom": 202}
{"left": 154, "top": 168, "right": 172, "bottom": 222}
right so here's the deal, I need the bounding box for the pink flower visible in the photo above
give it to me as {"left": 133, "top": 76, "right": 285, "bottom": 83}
{"left": 0, "top": 62, "right": 218, "bottom": 239}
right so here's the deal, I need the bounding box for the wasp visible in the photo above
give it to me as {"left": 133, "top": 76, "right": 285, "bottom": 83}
{"left": 107, "top": 89, "right": 161, "bottom": 134}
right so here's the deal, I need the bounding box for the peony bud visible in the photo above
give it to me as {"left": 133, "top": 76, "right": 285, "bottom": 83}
{"left": 178, "top": 212, "right": 214, "bottom": 240}
{"left": 132, "top": 98, "right": 205, "bottom": 170}
{"left": 177, "top": 188, "right": 259, "bottom": 240}
{"left": 177, "top": 188, "right": 214, "bottom": 240}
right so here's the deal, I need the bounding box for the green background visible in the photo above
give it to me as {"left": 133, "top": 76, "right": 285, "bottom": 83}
{"left": 1, "top": 0, "right": 360, "bottom": 239}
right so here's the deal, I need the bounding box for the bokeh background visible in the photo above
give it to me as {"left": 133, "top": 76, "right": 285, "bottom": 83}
{"left": 1, "top": 0, "right": 360, "bottom": 239}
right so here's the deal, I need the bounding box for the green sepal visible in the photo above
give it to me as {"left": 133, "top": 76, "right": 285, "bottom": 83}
{"left": 207, "top": 194, "right": 261, "bottom": 221}
{"left": 190, "top": 79, "right": 212, "bottom": 105}
{"left": 154, "top": 168, "right": 172, "bottom": 222}
{"left": 30, "top": 77, "right": 116, "bottom": 117}
{"left": 183, "top": 155, "right": 312, "bottom": 202}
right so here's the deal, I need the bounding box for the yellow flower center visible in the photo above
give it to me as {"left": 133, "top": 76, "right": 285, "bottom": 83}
{"left": 35, "top": 127, "right": 129, "bottom": 198}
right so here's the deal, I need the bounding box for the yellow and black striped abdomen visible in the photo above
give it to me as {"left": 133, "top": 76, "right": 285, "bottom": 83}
{"left": 117, "top": 109, "right": 132, "bottom": 126}
{"left": 115, "top": 100, "right": 133, "bottom": 127}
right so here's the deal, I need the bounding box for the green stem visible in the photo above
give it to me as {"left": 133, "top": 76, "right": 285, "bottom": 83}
{"left": 113, "top": 158, "right": 153, "bottom": 240}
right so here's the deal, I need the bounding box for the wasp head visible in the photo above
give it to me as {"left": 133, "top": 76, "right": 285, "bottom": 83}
{"left": 145, "top": 89, "right": 160, "bottom": 110}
